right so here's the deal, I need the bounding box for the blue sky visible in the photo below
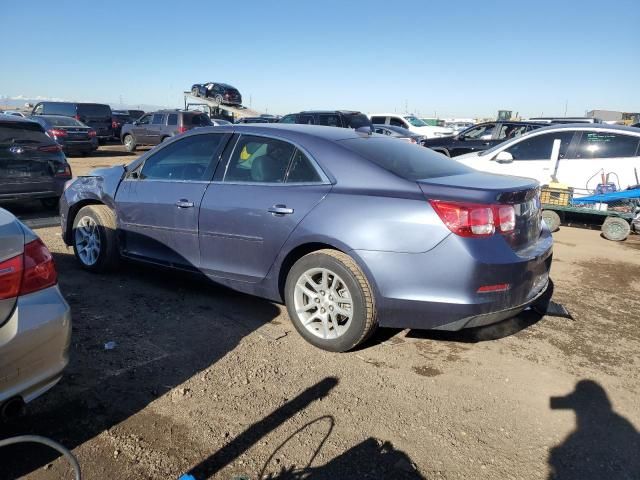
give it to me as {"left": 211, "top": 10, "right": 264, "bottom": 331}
{"left": 1, "top": 0, "right": 638, "bottom": 118}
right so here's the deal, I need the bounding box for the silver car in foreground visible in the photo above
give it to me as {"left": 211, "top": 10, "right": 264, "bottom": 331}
{"left": 0, "top": 208, "right": 71, "bottom": 419}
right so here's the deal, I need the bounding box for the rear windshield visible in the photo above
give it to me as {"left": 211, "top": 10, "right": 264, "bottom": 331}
{"left": 344, "top": 113, "right": 371, "bottom": 129}
{"left": 77, "top": 104, "right": 112, "bottom": 117}
{"left": 340, "top": 137, "right": 471, "bottom": 180}
{"left": 0, "top": 122, "right": 49, "bottom": 144}
{"left": 184, "top": 114, "right": 213, "bottom": 126}
{"left": 45, "top": 116, "right": 84, "bottom": 127}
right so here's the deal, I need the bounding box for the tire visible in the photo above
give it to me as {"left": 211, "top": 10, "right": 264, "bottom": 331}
{"left": 601, "top": 217, "right": 630, "bottom": 241}
{"left": 161, "top": 136, "right": 170, "bottom": 143}
{"left": 40, "top": 198, "right": 59, "bottom": 210}
{"left": 542, "top": 210, "right": 561, "bottom": 233}
{"left": 436, "top": 148, "right": 450, "bottom": 157}
{"left": 72, "top": 205, "right": 119, "bottom": 272}
{"left": 284, "top": 249, "right": 377, "bottom": 352}
{"left": 123, "top": 134, "right": 136, "bottom": 152}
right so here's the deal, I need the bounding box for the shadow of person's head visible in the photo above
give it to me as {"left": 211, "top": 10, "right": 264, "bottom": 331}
{"left": 550, "top": 380, "right": 611, "bottom": 416}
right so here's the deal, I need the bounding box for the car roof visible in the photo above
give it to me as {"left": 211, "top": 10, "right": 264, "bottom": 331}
{"left": 528, "top": 123, "right": 640, "bottom": 135}
{"left": 187, "top": 123, "right": 365, "bottom": 141}
{"left": 0, "top": 115, "right": 39, "bottom": 125}
{"left": 296, "top": 110, "right": 363, "bottom": 115}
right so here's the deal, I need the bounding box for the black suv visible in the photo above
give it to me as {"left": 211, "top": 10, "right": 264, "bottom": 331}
{"left": 422, "top": 121, "right": 545, "bottom": 157}
{"left": 190, "top": 82, "right": 242, "bottom": 106}
{"left": 112, "top": 110, "right": 145, "bottom": 139}
{"left": 279, "top": 110, "right": 371, "bottom": 129}
{"left": 120, "top": 110, "right": 213, "bottom": 152}
{"left": 0, "top": 116, "right": 72, "bottom": 209}
{"left": 31, "top": 102, "right": 113, "bottom": 144}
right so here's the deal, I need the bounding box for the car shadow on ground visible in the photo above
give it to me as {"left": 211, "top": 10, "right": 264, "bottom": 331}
{"left": 547, "top": 380, "right": 640, "bottom": 479}
{"left": 0, "top": 201, "right": 59, "bottom": 228}
{"left": 0, "top": 248, "right": 282, "bottom": 477}
{"left": 186, "top": 377, "right": 424, "bottom": 479}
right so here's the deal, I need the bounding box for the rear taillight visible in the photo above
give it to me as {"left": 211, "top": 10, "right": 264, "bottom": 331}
{"left": 429, "top": 200, "right": 516, "bottom": 237}
{"left": 88, "top": 130, "right": 97, "bottom": 138}
{"left": 48, "top": 128, "right": 68, "bottom": 137}
{"left": 0, "top": 239, "right": 57, "bottom": 299}
{"left": 112, "top": 120, "right": 118, "bottom": 129}
{"left": 177, "top": 126, "right": 188, "bottom": 133}
{"left": 55, "top": 164, "right": 72, "bottom": 177}
{"left": 38, "top": 144, "right": 63, "bottom": 153}
{"left": 20, "top": 239, "right": 57, "bottom": 295}
{"left": 0, "top": 255, "right": 23, "bottom": 300}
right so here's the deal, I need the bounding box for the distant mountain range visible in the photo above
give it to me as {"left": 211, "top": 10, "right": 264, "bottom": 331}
{"left": 0, "top": 95, "right": 171, "bottom": 113}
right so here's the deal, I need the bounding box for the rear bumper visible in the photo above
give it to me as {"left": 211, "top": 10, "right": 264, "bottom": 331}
{"left": 355, "top": 229, "right": 553, "bottom": 330}
{"left": 0, "top": 285, "right": 71, "bottom": 404}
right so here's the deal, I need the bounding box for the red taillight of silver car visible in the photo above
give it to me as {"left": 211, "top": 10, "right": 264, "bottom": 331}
{"left": 429, "top": 200, "right": 516, "bottom": 238}
{"left": 0, "top": 239, "right": 57, "bottom": 300}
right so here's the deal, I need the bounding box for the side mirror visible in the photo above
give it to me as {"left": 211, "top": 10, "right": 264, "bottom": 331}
{"left": 129, "top": 171, "right": 139, "bottom": 180}
{"left": 494, "top": 151, "right": 514, "bottom": 163}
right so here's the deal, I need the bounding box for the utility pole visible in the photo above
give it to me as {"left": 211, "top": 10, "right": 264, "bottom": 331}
{"left": 564, "top": 100, "right": 568, "bottom": 116}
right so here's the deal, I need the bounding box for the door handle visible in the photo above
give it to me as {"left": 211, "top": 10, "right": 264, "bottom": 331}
{"left": 268, "top": 204, "right": 294, "bottom": 215}
{"left": 175, "top": 199, "right": 194, "bottom": 208}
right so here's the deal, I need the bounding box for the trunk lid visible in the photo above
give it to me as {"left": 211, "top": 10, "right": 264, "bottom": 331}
{"left": 418, "top": 172, "right": 542, "bottom": 250}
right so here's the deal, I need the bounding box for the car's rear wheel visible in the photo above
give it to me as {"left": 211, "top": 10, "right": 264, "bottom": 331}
{"left": 123, "top": 134, "right": 136, "bottom": 152}
{"left": 285, "top": 249, "right": 377, "bottom": 352}
{"left": 72, "top": 205, "right": 119, "bottom": 272}
{"left": 601, "top": 217, "right": 630, "bottom": 241}
{"left": 542, "top": 210, "right": 561, "bottom": 232}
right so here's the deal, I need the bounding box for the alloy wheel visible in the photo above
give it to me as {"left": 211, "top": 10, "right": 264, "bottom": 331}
{"left": 294, "top": 267, "right": 353, "bottom": 339}
{"left": 74, "top": 216, "right": 101, "bottom": 266}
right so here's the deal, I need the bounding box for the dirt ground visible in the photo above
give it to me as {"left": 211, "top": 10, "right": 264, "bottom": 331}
{"left": 1, "top": 144, "right": 639, "bottom": 480}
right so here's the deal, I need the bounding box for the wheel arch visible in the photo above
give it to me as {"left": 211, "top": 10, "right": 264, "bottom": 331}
{"left": 64, "top": 199, "right": 109, "bottom": 245}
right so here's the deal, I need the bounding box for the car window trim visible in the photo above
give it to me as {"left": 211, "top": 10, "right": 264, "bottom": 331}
{"left": 216, "top": 132, "right": 331, "bottom": 186}
{"left": 124, "top": 132, "right": 231, "bottom": 183}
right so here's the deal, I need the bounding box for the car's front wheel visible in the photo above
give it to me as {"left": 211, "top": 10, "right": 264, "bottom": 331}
{"left": 72, "top": 205, "right": 119, "bottom": 272}
{"left": 123, "top": 134, "right": 136, "bottom": 152}
{"left": 285, "top": 249, "right": 377, "bottom": 352}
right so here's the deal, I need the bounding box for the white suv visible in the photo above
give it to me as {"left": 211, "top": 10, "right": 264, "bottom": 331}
{"left": 369, "top": 113, "right": 453, "bottom": 139}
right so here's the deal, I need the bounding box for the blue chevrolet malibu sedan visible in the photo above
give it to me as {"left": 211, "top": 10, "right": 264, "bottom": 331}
{"left": 60, "top": 124, "right": 552, "bottom": 351}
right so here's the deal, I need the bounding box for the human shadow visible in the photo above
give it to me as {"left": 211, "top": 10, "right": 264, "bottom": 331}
{"left": 0, "top": 243, "right": 281, "bottom": 478}
{"left": 548, "top": 380, "right": 640, "bottom": 479}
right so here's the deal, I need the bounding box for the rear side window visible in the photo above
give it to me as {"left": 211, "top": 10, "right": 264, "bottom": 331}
{"left": 44, "top": 103, "right": 76, "bottom": 116}
{"left": 152, "top": 114, "right": 164, "bottom": 125}
{"left": 0, "top": 122, "right": 48, "bottom": 144}
{"left": 286, "top": 150, "right": 322, "bottom": 183}
{"left": 340, "top": 137, "right": 471, "bottom": 180}
{"left": 77, "top": 104, "right": 111, "bottom": 117}
{"left": 298, "top": 115, "right": 315, "bottom": 125}
{"left": 167, "top": 114, "right": 178, "bottom": 126}
{"left": 389, "top": 117, "right": 407, "bottom": 128}
{"left": 318, "top": 114, "right": 341, "bottom": 127}
{"left": 505, "top": 132, "right": 574, "bottom": 160}
{"left": 223, "top": 135, "right": 295, "bottom": 183}
{"left": 370, "top": 116, "right": 386, "bottom": 124}
{"left": 574, "top": 132, "right": 639, "bottom": 159}
{"left": 185, "top": 114, "right": 212, "bottom": 126}
{"left": 344, "top": 113, "right": 371, "bottom": 129}
{"left": 140, "top": 134, "right": 223, "bottom": 181}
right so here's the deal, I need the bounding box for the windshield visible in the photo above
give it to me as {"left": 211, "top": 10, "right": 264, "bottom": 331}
{"left": 404, "top": 115, "right": 428, "bottom": 127}
{"left": 340, "top": 137, "right": 471, "bottom": 180}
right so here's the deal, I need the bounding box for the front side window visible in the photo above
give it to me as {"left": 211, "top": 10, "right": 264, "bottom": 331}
{"left": 185, "top": 114, "right": 212, "bottom": 126}
{"left": 389, "top": 117, "right": 407, "bottom": 128}
{"left": 497, "top": 124, "right": 528, "bottom": 140}
{"left": 140, "top": 134, "right": 222, "bottom": 181}
{"left": 404, "top": 115, "right": 427, "bottom": 127}
{"left": 152, "top": 114, "right": 165, "bottom": 125}
{"left": 137, "top": 114, "right": 152, "bottom": 125}
{"left": 223, "top": 135, "right": 295, "bottom": 183}
{"left": 505, "top": 132, "right": 574, "bottom": 161}
{"left": 279, "top": 114, "right": 297, "bottom": 124}
{"left": 299, "top": 115, "right": 314, "bottom": 125}
{"left": 33, "top": 104, "right": 44, "bottom": 115}
{"left": 462, "top": 123, "right": 495, "bottom": 140}
{"left": 370, "top": 116, "right": 386, "bottom": 124}
{"left": 574, "top": 132, "right": 639, "bottom": 159}
{"left": 46, "top": 103, "right": 76, "bottom": 116}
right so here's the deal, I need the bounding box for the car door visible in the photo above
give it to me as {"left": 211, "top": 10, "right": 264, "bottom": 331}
{"left": 132, "top": 114, "right": 153, "bottom": 144}
{"left": 146, "top": 113, "right": 165, "bottom": 145}
{"left": 562, "top": 131, "right": 640, "bottom": 190}
{"left": 199, "top": 134, "right": 331, "bottom": 283}
{"left": 115, "top": 133, "right": 228, "bottom": 268}
{"left": 450, "top": 123, "right": 497, "bottom": 156}
{"left": 495, "top": 131, "right": 576, "bottom": 184}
